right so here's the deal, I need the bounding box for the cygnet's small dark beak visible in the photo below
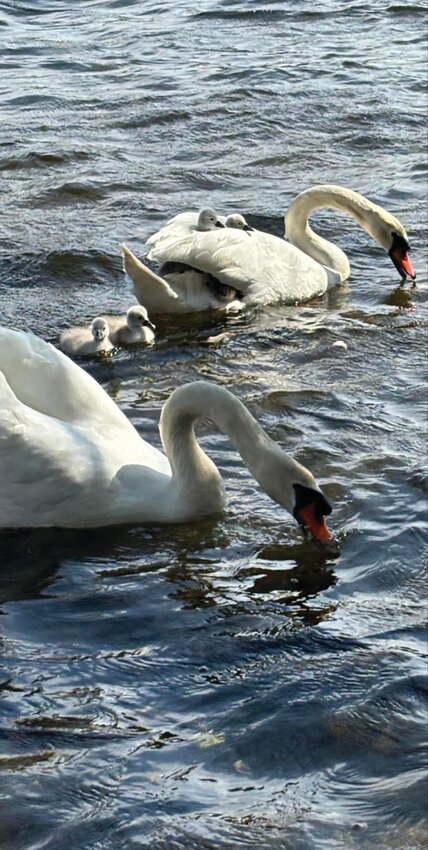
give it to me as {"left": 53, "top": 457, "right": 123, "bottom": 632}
{"left": 144, "top": 320, "right": 156, "bottom": 330}
{"left": 215, "top": 221, "right": 225, "bottom": 228}
{"left": 243, "top": 224, "right": 254, "bottom": 232}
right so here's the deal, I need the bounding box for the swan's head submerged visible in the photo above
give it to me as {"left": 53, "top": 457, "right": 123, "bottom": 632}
{"left": 225, "top": 213, "right": 254, "bottom": 233}
{"left": 91, "top": 317, "right": 109, "bottom": 341}
{"left": 197, "top": 208, "right": 225, "bottom": 232}
{"left": 126, "top": 305, "right": 156, "bottom": 332}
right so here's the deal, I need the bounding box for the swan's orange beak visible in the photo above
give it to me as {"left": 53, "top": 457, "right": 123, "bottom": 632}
{"left": 390, "top": 247, "right": 416, "bottom": 281}
{"left": 297, "top": 503, "right": 333, "bottom": 543}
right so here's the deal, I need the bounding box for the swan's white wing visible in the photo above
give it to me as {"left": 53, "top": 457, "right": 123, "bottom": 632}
{"left": 0, "top": 328, "right": 139, "bottom": 432}
{"left": 0, "top": 372, "right": 170, "bottom": 528}
{"left": 151, "top": 269, "right": 222, "bottom": 312}
{"left": 122, "top": 244, "right": 180, "bottom": 313}
{"left": 123, "top": 253, "right": 221, "bottom": 314}
{"left": 0, "top": 329, "right": 171, "bottom": 527}
{"left": 122, "top": 245, "right": 221, "bottom": 313}
{"left": 147, "top": 227, "right": 329, "bottom": 305}
{"left": 0, "top": 371, "right": 111, "bottom": 526}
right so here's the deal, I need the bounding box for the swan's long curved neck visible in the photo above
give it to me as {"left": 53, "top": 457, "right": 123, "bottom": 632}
{"left": 159, "top": 382, "right": 272, "bottom": 520}
{"left": 284, "top": 184, "right": 380, "bottom": 280}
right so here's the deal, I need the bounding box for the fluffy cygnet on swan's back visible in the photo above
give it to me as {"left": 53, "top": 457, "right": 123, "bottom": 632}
{"left": 105, "top": 305, "right": 155, "bottom": 345}
{"left": 225, "top": 213, "right": 254, "bottom": 232}
{"left": 197, "top": 208, "right": 225, "bottom": 231}
{"left": 60, "top": 317, "right": 114, "bottom": 356}
{"left": 141, "top": 208, "right": 226, "bottom": 263}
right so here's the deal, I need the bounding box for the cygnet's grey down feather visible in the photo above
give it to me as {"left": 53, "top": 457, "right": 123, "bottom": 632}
{"left": 102, "top": 305, "right": 155, "bottom": 345}
{"left": 60, "top": 317, "right": 114, "bottom": 356}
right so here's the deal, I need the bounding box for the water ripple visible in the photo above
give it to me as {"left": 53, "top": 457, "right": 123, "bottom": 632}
{"left": 0, "top": 0, "right": 426, "bottom": 848}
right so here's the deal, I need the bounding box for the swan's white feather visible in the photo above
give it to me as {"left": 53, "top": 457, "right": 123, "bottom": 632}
{"left": 0, "top": 329, "right": 169, "bottom": 527}
{"left": 122, "top": 245, "right": 232, "bottom": 313}
{"left": 121, "top": 243, "right": 180, "bottom": 313}
{"left": 147, "top": 226, "right": 330, "bottom": 305}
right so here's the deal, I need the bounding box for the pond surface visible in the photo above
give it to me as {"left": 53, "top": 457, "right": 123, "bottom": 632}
{"left": 0, "top": 1, "right": 427, "bottom": 848}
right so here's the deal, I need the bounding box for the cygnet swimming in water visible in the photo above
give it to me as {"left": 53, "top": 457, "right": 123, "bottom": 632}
{"left": 60, "top": 317, "right": 114, "bottom": 356}
{"left": 225, "top": 213, "right": 254, "bottom": 233}
{"left": 106, "top": 305, "right": 156, "bottom": 345}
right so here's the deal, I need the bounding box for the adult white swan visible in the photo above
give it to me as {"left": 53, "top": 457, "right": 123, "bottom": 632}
{"left": 121, "top": 184, "right": 416, "bottom": 314}
{"left": 0, "top": 328, "right": 332, "bottom": 540}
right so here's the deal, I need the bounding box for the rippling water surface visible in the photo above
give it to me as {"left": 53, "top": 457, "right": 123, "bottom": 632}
{"left": 0, "top": 1, "right": 427, "bottom": 848}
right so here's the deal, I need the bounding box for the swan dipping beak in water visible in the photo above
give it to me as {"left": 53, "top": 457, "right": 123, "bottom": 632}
{"left": 121, "top": 185, "right": 416, "bottom": 315}
{"left": 0, "top": 328, "right": 333, "bottom": 542}
{"left": 388, "top": 231, "right": 416, "bottom": 281}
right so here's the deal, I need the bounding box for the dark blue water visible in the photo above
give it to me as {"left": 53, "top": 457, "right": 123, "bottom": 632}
{"left": 0, "top": 1, "right": 427, "bottom": 848}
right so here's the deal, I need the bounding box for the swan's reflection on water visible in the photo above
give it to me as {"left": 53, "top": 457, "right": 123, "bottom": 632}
{"left": 0, "top": 522, "right": 338, "bottom": 623}
{"left": 382, "top": 284, "right": 417, "bottom": 310}
{"left": 163, "top": 535, "right": 339, "bottom": 622}
{"left": 248, "top": 543, "right": 337, "bottom": 599}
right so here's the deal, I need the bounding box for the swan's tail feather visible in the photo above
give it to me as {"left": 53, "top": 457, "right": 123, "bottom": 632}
{"left": 121, "top": 244, "right": 179, "bottom": 313}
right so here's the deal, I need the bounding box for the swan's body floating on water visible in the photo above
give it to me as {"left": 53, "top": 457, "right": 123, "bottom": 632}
{"left": 0, "top": 328, "right": 332, "bottom": 539}
{"left": 122, "top": 185, "right": 415, "bottom": 314}
{"left": 60, "top": 317, "right": 114, "bottom": 355}
{"left": 103, "top": 305, "right": 155, "bottom": 345}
